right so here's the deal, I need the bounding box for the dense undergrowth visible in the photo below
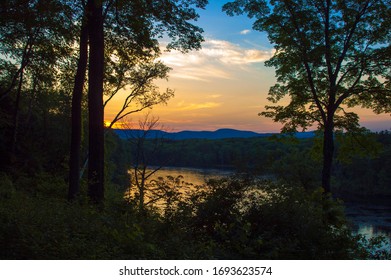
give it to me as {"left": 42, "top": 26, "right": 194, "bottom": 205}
{"left": 1, "top": 172, "right": 389, "bottom": 260}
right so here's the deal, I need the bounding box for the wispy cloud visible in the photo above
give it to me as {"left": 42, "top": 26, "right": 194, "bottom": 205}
{"left": 199, "top": 40, "right": 273, "bottom": 65}
{"left": 159, "top": 39, "right": 274, "bottom": 81}
{"left": 179, "top": 102, "right": 222, "bottom": 111}
{"left": 168, "top": 65, "right": 232, "bottom": 81}
{"left": 240, "top": 29, "right": 251, "bottom": 35}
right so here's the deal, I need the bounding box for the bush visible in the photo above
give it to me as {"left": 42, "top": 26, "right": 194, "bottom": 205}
{"left": 0, "top": 174, "right": 163, "bottom": 259}
{"left": 1, "top": 173, "right": 387, "bottom": 259}
{"left": 168, "top": 176, "right": 383, "bottom": 259}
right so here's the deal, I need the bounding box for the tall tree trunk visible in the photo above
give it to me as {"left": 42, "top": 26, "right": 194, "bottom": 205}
{"left": 8, "top": 33, "right": 35, "bottom": 164}
{"left": 10, "top": 66, "right": 25, "bottom": 160}
{"left": 68, "top": 21, "right": 89, "bottom": 201}
{"left": 87, "top": 0, "right": 105, "bottom": 203}
{"left": 322, "top": 119, "right": 334, "bottom": 194}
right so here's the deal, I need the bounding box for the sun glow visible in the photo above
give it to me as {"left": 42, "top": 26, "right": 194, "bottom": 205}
{"left": 104, "top": 121, "right": 126, "bottom": 129}
{"left": 103, "top": 6, "right": 390, "bottom": 134}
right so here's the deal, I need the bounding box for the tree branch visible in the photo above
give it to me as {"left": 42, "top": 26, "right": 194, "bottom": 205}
{"left": 282, "top": 0, "right": 327, "bottom": 123}
{"left": 333, "top": 1, "right": 371, "bottom": 82}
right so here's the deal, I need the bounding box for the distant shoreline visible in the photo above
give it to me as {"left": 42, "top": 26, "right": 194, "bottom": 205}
{"left": 113, "top": 128, "right": 316, "bottom": 140}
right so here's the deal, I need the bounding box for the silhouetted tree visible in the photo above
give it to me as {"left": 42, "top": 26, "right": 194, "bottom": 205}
{"left": 0, "top": 0, "right": 74, "bottom": 167}
{"left": 82, "top": 0, "right": 208, "bottom": 203}
{"left": 68, "top": 16, "right": 89, "bottom": 201}
{"left": 122, "top": 114, "right": 163, "bottom": 211}
{"left": 85, "top": 0, "right": 105, "bottom": 203}
{"left": 104, "top": 60, "right": 174, "bottom": 129}
{"left": 67, "top": 0, "right": 208, "bottom": 202}
{"left": 224, "top": 0, "right": 391, "bottom": 193}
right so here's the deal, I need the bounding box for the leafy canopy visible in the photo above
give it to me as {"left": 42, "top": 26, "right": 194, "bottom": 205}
{"left": 224, "top": 0, "right": 391, "bottom": 132}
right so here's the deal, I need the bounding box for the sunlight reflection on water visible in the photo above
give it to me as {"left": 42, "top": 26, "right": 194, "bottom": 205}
{"left": 144, "top": 166, "right": 232, "bottom": 186}
{"left": 355, "top": 225, "right": 390, "bottom": 238}
{"left": 130, "top": 166, "right": 391, "bottom": 247}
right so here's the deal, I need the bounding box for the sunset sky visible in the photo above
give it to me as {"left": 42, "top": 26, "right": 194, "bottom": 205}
{"left": 105, "top": 1, "right": 391, "bottom": 133}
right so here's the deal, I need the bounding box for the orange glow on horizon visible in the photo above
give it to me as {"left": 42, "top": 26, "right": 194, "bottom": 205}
{"left": 104, "top": 121, "right": 126, "bottom": 129}
{"left": 103, "top": 37, "right": 391, "bottom": 134}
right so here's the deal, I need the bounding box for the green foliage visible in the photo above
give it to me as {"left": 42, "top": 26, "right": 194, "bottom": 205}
{"left": 355, "top": 235, "right": 391, "bottom": 260}
{"left": 335, "top": 128, "right": 382, "bottom": 164}
{"left": 105, "top": 130, "right": 132, "bottom": 188}
{"left": 0, "top": 173, "right": 162, "bottom": 259}
{"left": 166, "top": 176, "right": 386, "bottom": 259}
{"left": 224, "top": 0, "right": 391, "bottom": 131}
{"left": 0, "top": 0, "right": 389, "bottom": 261}
{"left": 0, "top": 0, "right": 75, "bottom": 174}
{"left": 1, "top": 171, "right": 389, "bottom": 259}
{"left": 271, "top": 149, "right": 321, "bottom": 190}
{"left": 333, "top": 131, "right": 391, "bottom": 197}
{"left": 102, "top": 0, "right": 210, "bottom": 128}
{"left": 129, "top": 136, "right": 295, "bottom": 175}
{"left": 223, "top": 0, "right": 391, "bottom": 192}
{"left": 130, "top": 131, "right": 391, "bottom": 198}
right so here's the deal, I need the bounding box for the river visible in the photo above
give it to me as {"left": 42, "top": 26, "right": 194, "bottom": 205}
{"left": 135, "top": 166, "right": 391, "bottom": 245}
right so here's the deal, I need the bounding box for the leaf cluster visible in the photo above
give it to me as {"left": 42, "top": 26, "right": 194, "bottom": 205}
{"left": 224, "top": 0, "right": 391, "bottom": 132}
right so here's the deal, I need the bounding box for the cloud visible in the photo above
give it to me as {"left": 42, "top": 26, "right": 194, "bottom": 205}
{"left": 177, "top": 100, "right": 185, "bottom": 106}
{"left": 201, "top": 40, "right": 273, "bottom": 65}
{"left": 169, "top": 65, "right": 232, "bottom": 81}
{"left": 179, "top": 102, "right": 222, "bottom": 111}
{"left": 240, "top": 29, "right": 251, "bottom": 35}
{"left": 159, "top": 39, "right": 274, "bottom": 81}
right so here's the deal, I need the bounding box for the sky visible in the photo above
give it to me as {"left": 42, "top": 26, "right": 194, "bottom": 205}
{"left": 104, "top": 0, "right": 391, "bottom": 133}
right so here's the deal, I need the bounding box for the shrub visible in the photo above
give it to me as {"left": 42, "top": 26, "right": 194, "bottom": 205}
{"left": 168, "top": 176, "right": 383, "bottom": 259}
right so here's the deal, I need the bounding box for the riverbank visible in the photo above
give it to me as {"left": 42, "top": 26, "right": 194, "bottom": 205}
{"left": 134, "top": 166, "right": 391, "bottom": 244}
{"left": 1, "top": 171, "right": 388, "bottom": 259}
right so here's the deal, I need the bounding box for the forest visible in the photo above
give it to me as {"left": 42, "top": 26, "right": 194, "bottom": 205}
{"left": 125, "top": 130, "right": 391, "bottom": 199}
{"left": 1, "top": 0, "right": 391, "bottom": 259}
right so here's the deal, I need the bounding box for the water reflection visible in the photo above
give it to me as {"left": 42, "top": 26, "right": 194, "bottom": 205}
{"left": 344, "top": 201, "right": 391, "bottom": 246}
{"left": 126, "top": 167, "right": 233, "bottom": 210}
{"left": 143, "top": 166, "right": 233, "bottom": 186}
{"left": 355, "top": 225, "right": 390, "bottom": 238}
{"left": 130, "top": 166, "right": 391, "bottom": 246}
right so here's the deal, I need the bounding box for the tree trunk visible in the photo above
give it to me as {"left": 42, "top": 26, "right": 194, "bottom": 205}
{"left": 87, "top": 0, "right": 105, "bottom": 203}
{"left": 10, "top": 33, "right": 37, "bottom": 160}
{"left": 68, "top": 21, "right": 88, "bottom": 201}
{"left": 10, "top": 66, "right": 24, "bottom": 159}
{"left": 322, "top": 120, "right": 334, "bottom": 194}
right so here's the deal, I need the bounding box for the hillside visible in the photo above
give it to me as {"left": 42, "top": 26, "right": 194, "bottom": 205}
{"left": 114, "top": 128, "right": 315, "bottom": 140}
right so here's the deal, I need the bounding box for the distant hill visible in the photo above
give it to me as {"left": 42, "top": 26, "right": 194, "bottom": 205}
{"left": 114, "top": 128, "right": 315, "bottom": 140}
{"left": 169, "top": 128, "right": 271, "bottom": 140}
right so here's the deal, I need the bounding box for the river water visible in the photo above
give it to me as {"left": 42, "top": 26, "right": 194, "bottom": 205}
{"left": 137, "top": 166, "right": 391, "bottom": 245}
